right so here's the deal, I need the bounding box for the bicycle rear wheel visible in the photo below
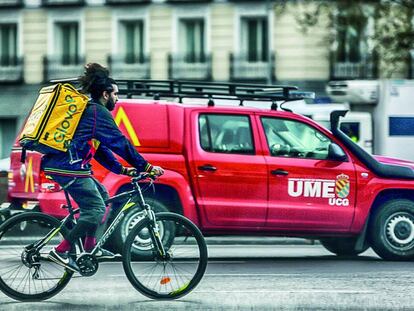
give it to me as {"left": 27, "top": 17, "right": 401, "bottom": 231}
{"left": 0, "top": 212, "right": 73, "bottom": 301}
{"left": 122, "top": 212, "right": 208, "bottom": 299}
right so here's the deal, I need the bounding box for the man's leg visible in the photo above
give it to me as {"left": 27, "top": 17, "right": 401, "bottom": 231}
{"left": 82, "top": 177, "right": 121, "bottom": 259}
{"left": 49, "top": 176, "right": 106, "bottom": 269}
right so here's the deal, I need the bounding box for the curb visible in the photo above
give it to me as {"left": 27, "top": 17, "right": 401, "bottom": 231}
{"left": 205, "top": 237, "right": 319, "bottom": 246}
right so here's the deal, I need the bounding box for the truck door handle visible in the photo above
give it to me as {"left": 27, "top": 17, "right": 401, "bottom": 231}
{"left": 271, "top": 169, "right": 289, "bottom": 176}
{"left": 198, "top": 165, "right": 217, "bottom": 172}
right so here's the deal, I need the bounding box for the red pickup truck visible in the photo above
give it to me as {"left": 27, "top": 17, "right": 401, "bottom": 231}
{"left": 3, "top": 80, "right": 414, "bottom": 261}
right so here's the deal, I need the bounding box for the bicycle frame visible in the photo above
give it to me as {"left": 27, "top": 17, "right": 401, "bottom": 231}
{"left": 33, "top": 175, "right": 166, "bottom": 257}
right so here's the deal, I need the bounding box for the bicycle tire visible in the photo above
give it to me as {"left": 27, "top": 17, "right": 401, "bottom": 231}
{"left": 122, "top": 212, "right": 208, "bottom": 299}
{"left": 0, "top": 212, "right": 73, "bottom": 301}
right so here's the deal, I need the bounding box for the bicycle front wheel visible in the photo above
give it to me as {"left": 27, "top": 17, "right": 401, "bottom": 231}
{"left": 0, "top": 212, "right": 73, "bottom": 301}
{"left": 122, "top": 212, "right": 208, "bottom": 299}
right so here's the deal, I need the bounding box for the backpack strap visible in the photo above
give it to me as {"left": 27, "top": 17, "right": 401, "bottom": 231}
{"left": 20, "top": 147, "right": 27, "bottom": 163}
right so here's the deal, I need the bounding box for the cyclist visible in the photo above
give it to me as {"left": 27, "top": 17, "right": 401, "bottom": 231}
{"left": 44, "top": 63, "right": 164, "bottom": 271}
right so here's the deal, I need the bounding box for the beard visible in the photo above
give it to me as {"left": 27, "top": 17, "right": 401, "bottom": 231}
{"left": 106, "top": 97, "right": 116, "bottom": 111}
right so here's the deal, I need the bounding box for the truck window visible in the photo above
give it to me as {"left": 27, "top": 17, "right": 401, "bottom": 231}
{"left": 340, "top": 122, "right": 360, "bottom": 142}
{"left": 199, "top": 114, "right": 254, "bottom": 154}
{"left": 261, "top": 117, "right": 334, "bottom": 160}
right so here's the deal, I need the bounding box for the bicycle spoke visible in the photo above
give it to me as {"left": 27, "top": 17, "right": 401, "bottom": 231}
{"left": 123, "top": 213, "right": 207, "bottom": 299}
{"left": 0, "top": 213, "right": 73, "bottom": 300}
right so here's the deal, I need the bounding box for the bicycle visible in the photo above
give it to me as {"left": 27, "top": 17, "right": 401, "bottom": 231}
{"left": 0, "top": 173, "right": 208, "bottom": 301}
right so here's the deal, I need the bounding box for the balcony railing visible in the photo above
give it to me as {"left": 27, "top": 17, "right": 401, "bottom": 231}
{"left": 105, "top": 0, "right": 150, "bottom": 4}
{"left": 166, "top": 0, "right": 212, "bottom": 2}
{"left": 41, "top": 0, "right": 85, "bottom": 7}
{"left": 108, "top": 54, "right": 150, "bottom": 80}
{"left": 330, "top": 51, "right": 378, "bottom": 80}
{"left": 0, "top": 0, "right": 24, "bottom": 8}
{"left": 168, "top": 53, "right": 212, "bottom": 80}
{"left": 43, "top": 55, "right": 85, "bottom": 82}
{"left": 230, "top": 53, "right": 275, "bottom": 83}
{"left": 0, "top": 57, "right": 23, "bottom": 83}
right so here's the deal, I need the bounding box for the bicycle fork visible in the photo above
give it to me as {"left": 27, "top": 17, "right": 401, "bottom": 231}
{"left": 146, "top": 207, "right": 167, "bottom": 258}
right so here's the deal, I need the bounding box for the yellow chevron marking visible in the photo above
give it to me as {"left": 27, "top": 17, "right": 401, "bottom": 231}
{"left": 24, "top": 157, "right": 35, "bottom": 193}
{"left": 114, "top": 107, "right": 141, "bottom": 146}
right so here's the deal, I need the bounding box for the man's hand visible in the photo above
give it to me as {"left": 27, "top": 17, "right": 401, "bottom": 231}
{"left": 121, "top": 167, "right": 138, "bottom": 177}
{"left": 150, "top": 166, "right": 164, "bottom": 177}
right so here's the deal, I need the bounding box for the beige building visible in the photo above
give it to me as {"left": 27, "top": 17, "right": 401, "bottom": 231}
{"left": 0, "top": 0, "right": 386, "bottom": 158}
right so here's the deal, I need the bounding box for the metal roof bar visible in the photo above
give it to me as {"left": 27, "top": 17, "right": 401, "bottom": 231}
{"left": 115, "top": 80, "right": 314, "bottom": 102}
{"left": 47, "top": 79, "right": 316, "bottom": 105}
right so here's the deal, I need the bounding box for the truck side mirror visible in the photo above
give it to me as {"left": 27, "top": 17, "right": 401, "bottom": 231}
{"left": 328, "top": 143, "right": 348, "bottom": 162}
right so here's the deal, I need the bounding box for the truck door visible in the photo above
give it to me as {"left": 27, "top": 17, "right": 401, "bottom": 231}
{"left": 190, "top": 111, "right": 268, "bottom": 228}
{"left": 259, "top": 116, "right": 356, "bottom": 231}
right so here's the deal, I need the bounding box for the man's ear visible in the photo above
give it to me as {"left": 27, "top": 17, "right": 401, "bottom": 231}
{"left": 102, "top": 91, "right": 109, "bottom": 100}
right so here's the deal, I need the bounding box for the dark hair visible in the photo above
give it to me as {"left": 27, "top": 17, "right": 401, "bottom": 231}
{"left": 79, "top": 63, "right": 116, "bottom": 101}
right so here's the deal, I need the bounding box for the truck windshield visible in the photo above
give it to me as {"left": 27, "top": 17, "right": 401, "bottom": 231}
{"left": 261, "top": 117, "right": 333, "bottom": 160}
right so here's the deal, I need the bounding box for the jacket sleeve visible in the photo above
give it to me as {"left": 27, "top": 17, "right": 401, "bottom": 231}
{"left": 93, "top": 105, "right": 153, "bottom": 172}
{"left": 94, "top": 145, "right": 123, "bottom": 174}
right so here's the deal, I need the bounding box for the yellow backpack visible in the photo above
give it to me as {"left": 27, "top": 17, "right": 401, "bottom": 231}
{"left": 19, "top": 83, "right": 89, "bottom": 155}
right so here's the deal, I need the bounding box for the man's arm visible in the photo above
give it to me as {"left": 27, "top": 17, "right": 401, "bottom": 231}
{"left": 93, "top": 105, "right": 153, "bottom": 173}
{"left": 93, "top": 145, "right": 123, "bottom": 174}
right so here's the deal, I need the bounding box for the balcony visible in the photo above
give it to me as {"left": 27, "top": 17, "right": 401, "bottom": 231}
{"left": 0, "top": 57, "right": 23, "bottom": 84}
{"left": 0, "top": 0, "right": 24, "bottom": 8}
{"left": 330, "top": 51, "right": 378, "bottom": 80}
{"left": 43, "top": 55, "right": 85, "bottom": 82}
{"left": 166, "top": 0, "right": 212, "bottom": 2}
{"left": 105, "top": 0, "right": 150, "bottom": 4}
{"left": 41, "top": 0, "right": 85, "bottom": 7}
{"left": 230, "top": 53, "right": 275, "bottom": 83}
{"left": 108, "top": 54, "right": 150, "bottom": 80}
{"left": 168, "top": 54, "right": 212, "bottom": 80}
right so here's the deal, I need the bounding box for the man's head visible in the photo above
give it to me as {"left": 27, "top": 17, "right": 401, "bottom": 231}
{"left": 101, "top": 81, "right": 119, "bottom": 111}
{"left": 80, "top": 63, "right": 118, "bottom": 111}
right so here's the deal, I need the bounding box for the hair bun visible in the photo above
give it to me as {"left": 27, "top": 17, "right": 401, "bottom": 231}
{"left": 84, "top": 63, "right": 109, "bottom": 78}
{"left": 79, "top": 63, "right": 110, "bottom": 94}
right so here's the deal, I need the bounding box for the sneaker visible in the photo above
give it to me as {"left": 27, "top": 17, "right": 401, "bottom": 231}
{"left": 48, "top": 249, "right": 79, "bottom": 272}
{"left": 93, "top": 248, "right": 122, "bottom": 260}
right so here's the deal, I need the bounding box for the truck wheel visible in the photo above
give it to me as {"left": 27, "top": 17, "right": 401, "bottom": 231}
{"left": 369, "top": 199, "right": 414, "bottom": 261}
{"left": 109, "top": 199, "right": 169, "bottom": 254}
{"left": 320, "top": 237, "right": 368, "bottom": 256}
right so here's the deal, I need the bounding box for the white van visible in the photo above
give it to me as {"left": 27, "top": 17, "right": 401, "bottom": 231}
{"left": 285, "top": 101, "right": 373, "bottom": 154}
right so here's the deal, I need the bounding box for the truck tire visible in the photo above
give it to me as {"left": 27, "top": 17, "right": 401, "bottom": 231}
{"left": 109, "top": 199, "right": 169, "bottom": 254}
{"left": 369, "top": 199, "right": 414, "bottom": 261}
{"left": 319, "top": 237, "right": 368, "bottom": 256}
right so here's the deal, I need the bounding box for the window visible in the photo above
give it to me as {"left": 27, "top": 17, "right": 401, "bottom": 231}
{"left": 340, "top": 122, "right": 360, "bottom": 142}
{"left": 262, "top": 117, "right": 334, "bottom": 160}
{"left": 199, "top": 114, "right": 254, "bottom": 154}
{"left": 120, "top": 20, "right": 144, "bottom": 64}
{"left": 55, "top": 22, "right": 79, "bottom": 65}
{"left": 0, "top": 24, "right": 17, "bottom": 66}
{"left": 336, "top": 13, "right": 367, "bottom": 63}
{"left": 179, "top": 19, "right": 205, "bottom": 63}
{"left": 241, "top": 17, "right": 268, "bottom": 62}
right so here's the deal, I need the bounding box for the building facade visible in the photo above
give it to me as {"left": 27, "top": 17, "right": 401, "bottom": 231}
{"left": 0, "top": 0, "right": 408, "bottom": 159}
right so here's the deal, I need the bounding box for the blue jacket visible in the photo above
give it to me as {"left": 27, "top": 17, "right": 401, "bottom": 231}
{"left": 41, "top": 101, "right": 152, "bottom": 177}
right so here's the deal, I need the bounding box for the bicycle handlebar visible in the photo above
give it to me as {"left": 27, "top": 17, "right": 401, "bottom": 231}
{"left": 131, "top": 172, "right": 158, "bottom": 183}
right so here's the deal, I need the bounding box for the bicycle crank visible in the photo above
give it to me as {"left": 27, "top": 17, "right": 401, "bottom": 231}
{"left": 76, "top": 254, "right": 99, "bottom": 277}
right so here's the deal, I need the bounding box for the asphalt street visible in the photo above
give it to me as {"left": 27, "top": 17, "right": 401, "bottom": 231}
{"left": 0, "top": 242, "right": 413, "bottom": 311}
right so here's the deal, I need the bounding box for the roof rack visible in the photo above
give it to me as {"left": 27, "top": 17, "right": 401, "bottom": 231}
{"left": 115, "top": 80, "right": 315, "bottom": 109}
{"left": 48, "top": 79, "right": 315, "bottom": 110}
